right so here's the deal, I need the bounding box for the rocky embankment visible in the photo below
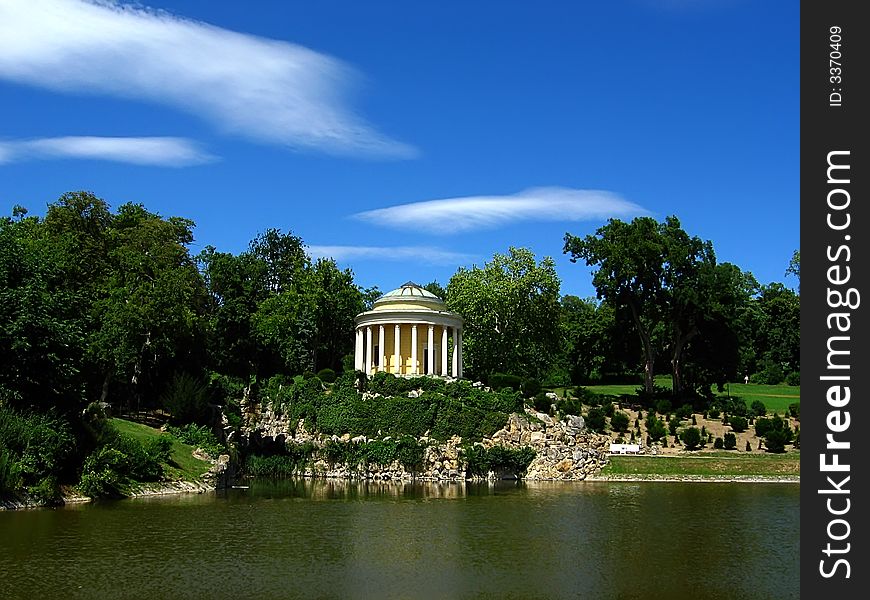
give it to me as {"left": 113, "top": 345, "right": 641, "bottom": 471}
{"left": 241, "top": 394, "right": 610, "bottom": 481}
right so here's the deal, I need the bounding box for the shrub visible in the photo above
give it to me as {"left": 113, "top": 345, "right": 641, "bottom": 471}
{"left": 785, "top": 371, "right": 800, "bottom": 386}
{"left": 758, "top": 361, "right": 785, "bottom": 385}
{"left": 585, "top": 408, "right": 606, "bottom": 433}
{"left": 532, "top": 392, "right": 552, "bottom": 413}
{"left": 655, "top": 399, "right": 673, "bottom": 416}
{"left": 162, "top": 372, "right": 211, "bottom": 425}
{"left": 707, "top": 407, "right": 720, "bottom": 419}
{"left": 603, "top": 402, "right": 615, "bottom": 418}
{"left": 610, "top": 411, "right": 630, "bottom": 433}
{"left": 729, "top": 416, "right": 748, "bottom": 433}
{"left": 727, "top": 398, "right": 748, "bottom": 417}
{"left": 556, "top": 396, "right": 583, "bottom": 418}
{"left": 680, "top": 427, "right": 702, "bottom": 450}
{"left": 713, "top": 437, "right": 724, "bottom": 449}
{"left": 764, "top": 429, "right": 790, "bottom": 453}
{"left": 645, "top": 415, "right": 667, "bottom": 442}
{"left": 78, "top": 447, "right": 129, "bottom": 498}
{"left": 723, "top": 432, "right": 737, "bottom": 450}
{"left": 489, "top": 373, "right": 522, "bottom": 392}
{"left": 573, "top": 386, "right": 602, "bottom": 406}
{"left": 746, "top": 440, "right": 752, "bottom": 451}
{"left": 788, "top": 402, "right": 800, "bottom": 420}
{"left": 675, "top": 404, "right": 693, "bottom": 421}
{"left": 520, "top": 378, "right": 542, "bottom": 398}
{"left": 462, "top": 445, "right": 536, "bottom": 479}
{"left": 316, "top": 368, "right": 337, "bottom": 383}
{"left": 167, "top": 424, "right": 225, "bottom": 458}
{"left": 668, "top": 417, "right": 679, "bottom": 435}
{"left": 0, "top": 449, "right": 22, "bottom": 494}
{"left": 750, "top": 400, "right": 767, "bottom": 417}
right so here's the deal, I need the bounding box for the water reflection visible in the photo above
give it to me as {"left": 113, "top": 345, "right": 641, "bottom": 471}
{"left": 0, "top": 480, "right": 798, "bottom": 600}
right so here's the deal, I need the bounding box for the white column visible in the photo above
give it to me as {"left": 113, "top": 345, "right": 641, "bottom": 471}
{"left": 441, "top": 326, "right": 448, "bottom": 376}
{"left": 411, "top": 325, "right": 418, "bottom": 375}
{"left": 457, "top": 328, "right": 463, "bottom": 378}
{"left": 378, "top": 325, "right": 385, "bottom": 373}
{"left": 394, "top": 324, "right": 401, "bottom": 374}
{"left": 427, "top": 325, "right": 434, "bottom": 375}
{"left": 451, "top": 327, "right": 458, "bottom": 378}
{"left": 365, "top": 326, "right": 373, "bottom": 375}
{"left": 354, "top": 328, "right": 363, "bottom": 371}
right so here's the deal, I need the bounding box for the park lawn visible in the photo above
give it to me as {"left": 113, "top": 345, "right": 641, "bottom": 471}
{"left": 578, "top": 379, "right": 799, "bottom": 413}
{"left": 601, "top": 451, "right": 800, "bottom": 479}
{"left": 110, "top": 418, "right": 213, "bottom": 480}
{"left": 714, "top": 383, "right": 800, "bottom": 414}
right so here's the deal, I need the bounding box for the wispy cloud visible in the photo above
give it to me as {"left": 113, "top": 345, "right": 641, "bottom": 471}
{"left": 353, "top": 187, "right": 650, "bottom": 234}
{"left": 307, "top": 245, "right": 474, "bottom": 266}
{"left": 0, "top": 0, "right": 414, "bottom": 158}
{"left": 0, "top": 136, "right": 215, "bottom": 166}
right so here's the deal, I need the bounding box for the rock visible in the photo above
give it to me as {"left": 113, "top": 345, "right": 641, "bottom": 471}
{"left": 408, "top": 390, "right": 421, "bottom": 398}
{"left": 529, "top": 431, "right": 545, "bottom": 444}
{"left": 555, "top": 459, "right": 573, "bottom": 472}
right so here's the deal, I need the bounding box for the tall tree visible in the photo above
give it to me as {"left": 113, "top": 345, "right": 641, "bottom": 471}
{"left": 447, "top": 247, "right": 561, "bottom": 380}
{"left": 564, "top": 217, "right": 669, "bottom": 393}
{"left": 564, "top": 216, "right": 733, "bottom": 396}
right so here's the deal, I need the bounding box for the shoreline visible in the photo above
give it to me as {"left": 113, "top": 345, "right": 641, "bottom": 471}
{"left": 587, "top": 474, "right": 800, "bottom": 484}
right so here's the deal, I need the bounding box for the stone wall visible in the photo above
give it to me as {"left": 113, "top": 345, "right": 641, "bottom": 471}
{"left": 240, "top": 393, "right": 610, "bottom": 481}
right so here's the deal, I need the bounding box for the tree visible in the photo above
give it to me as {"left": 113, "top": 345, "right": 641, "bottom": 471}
{"left": 423, "top": 281, "right": 447, "bottom": 301}
{"left": 560, "top": 296, "right": 635, "bottom": 384}
{"left": 564, "top": 216, "right": 714, "bottom": 395}
{"left": 610, "top": 411, "right": 630, "bottom": 433}
{"left": 680, "top": 427, "right": 702, "bottom": 450}
{"left": 447, "top": 247, "right": 561, "bottom": 380}
{"left": 723, "top": 432, "right": 737, "bottom": 449}
{"left": 786, "top": 250, "right": 800, "bottom": 291}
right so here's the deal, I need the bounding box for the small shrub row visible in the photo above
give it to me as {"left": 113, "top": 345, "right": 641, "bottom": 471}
{"left": 462, "top": 445, "right": 536, "bottom": 479}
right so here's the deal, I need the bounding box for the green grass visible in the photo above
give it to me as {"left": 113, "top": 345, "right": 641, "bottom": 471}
{"left": 570, "top": 377, "right": 799, "bottom": 413}
{"left": 600, "top": 451, "right": 800, "bottom": 479}
{"left": 110, "top": 418, "right": 212, "bottom": 480}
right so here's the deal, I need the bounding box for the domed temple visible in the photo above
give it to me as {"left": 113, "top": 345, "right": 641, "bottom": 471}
{"left": 353, "top": 282, "right": 463, "bottom": 377}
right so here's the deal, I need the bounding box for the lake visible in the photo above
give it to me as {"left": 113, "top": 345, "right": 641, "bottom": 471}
{"left": 0, "top": 480, "right": 799, "bottom": 599}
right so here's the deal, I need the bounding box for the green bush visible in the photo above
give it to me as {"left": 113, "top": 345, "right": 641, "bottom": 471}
{"left": 713, "top": 437, "right": 724, "bottom": 449}
{"left": 729, "top": 416, "right": 748, "bottom": 433}
{"left": 668, "top": 416, "right": 679, "bottom": 435}
{"left": 610, "top": 411, "right": 630, "bottom": 433}
{"left": 655, "top": 399, "right": 672, "bottom": 416}
{"left": 162, "top": 372, "right": 211, "bottom": 425}
{"left": 462, "top": 445, "right": 535, "bottom": 479}
{"left": 727, "top": 398, "right": 748, "bottom": 417}
{"left": 750, "top": 400, "right": 767, "bottom": 417}
{"left": 0, "top": 449, "right": 22, "bottom": 494}
{"left": 646, "top": 415, "right": 667, "bottom": 442}
{"left": 785, "top": 371, "right": 800, "bottom": 386}
{"left": 520, "top": 378, "right": 542, "bottom": 398}
{"left": 555, "top": 396, "right": 583, "bottom": 418}
{"left": 788, "top": 402, "right": 800, "bottom": 420}
{"left": 78, "top": 447, "right": 129, "bottom": 498}
{"left": 489, "top": 373, "right": 522, "bottom": 392}
{"left": 586, "top": 408, "right": 606, "bottom": 433}
{"left": 764, "top": 429, "right": 791, "bottom": 453}
{"left": 317, "top": 368, "right": 337, "bottom": 383}
{"left": 603, "top": 402, "right": 615, "bottom": 418}
{"left": 707, "top": 407, "right": 720, "bottom": 419}
{"left": 573, "top": 386, "right": 603, "bottom": 406}
{"left": 675, "top": 404, "right": 693, "bottom": 421}
{"left": 532, "top": 392, "right": 552, "bottom": 413}
{"left": 680, "top": 427, "right": 702, "bottom": 450}
{"left": 167, "top": 424, "right": 225, "bottom": 458}
{"left": 758, "top": 361, "right": 785, "bottom": 385}
{"left": 723, "top": 432, "right": 737, "bottom": 450}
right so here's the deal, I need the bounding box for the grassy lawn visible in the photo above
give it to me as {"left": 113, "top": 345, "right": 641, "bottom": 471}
{"left": 600, "top": 451, "right": 800, "bottom": 479}
{"left": 562, "top": 377, "right": 799, "bottom": 414}
{"left": 110, "top": 418, "right": 213, "bottom": 480}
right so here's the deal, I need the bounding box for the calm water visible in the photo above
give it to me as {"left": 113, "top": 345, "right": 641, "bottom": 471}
{"left": 0, "top": 480, "right": 799, "bottom": 600}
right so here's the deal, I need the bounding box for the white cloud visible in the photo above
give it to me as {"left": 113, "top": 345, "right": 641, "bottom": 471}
{"left": 0, "top": 136, "right": 215, "bottom": 166}
{"left": 0, "top": 0, "right": 414, "bottom": 158}
{"left": 353, "top": 187, "right": 650, "bottom": 233}
{"left": 307, "top": 245, "right": 474, "bottom": 266}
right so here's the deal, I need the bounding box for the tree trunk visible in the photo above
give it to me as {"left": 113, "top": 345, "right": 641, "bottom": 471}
{"left": 629, "top": 301, "right": 655, "bottom": 394}
{"left": 671, "top": 325, "right": 699, "bottom": 397}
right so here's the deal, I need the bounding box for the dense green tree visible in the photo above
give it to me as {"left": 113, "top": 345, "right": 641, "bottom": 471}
{"left": 565, "top": 216, "right": 750, "bottom": 397}
{"left": 447, "top": 247, "right": 561, "bottom": 380}
{"left": 680, "top": 426, "right": 702, "bottom": 450}
{"left": 423, "top": 280, "right": 447, "bottom": 301}
{"left": 308, "top": 259, "right": 366, "bottom": 372}
{"left": 0, "top": 211, "right": 87, "bottom": 411}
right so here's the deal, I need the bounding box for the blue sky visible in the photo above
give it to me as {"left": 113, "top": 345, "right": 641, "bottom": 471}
{"left": 0, "top": 0, "right": 799, "bottom": 298}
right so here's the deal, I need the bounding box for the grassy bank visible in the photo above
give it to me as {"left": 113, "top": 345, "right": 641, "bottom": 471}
{"left": 599, "top": 451, "right": 800, "bottom": 479}
{"left": 109, "top": 419, "right": 213, "bottom": 480}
